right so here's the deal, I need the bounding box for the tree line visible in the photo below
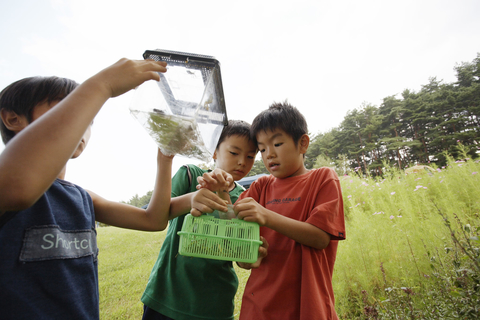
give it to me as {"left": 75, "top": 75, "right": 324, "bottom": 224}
{"left": 301, "top": 53, "right": 480, "bottom": 177}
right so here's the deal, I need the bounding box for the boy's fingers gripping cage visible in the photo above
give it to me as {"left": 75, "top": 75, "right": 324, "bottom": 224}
{"left": 178, "top": 214, "right": 262, "bottom": 263}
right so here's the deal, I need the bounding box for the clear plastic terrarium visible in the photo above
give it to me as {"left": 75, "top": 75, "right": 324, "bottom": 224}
{"left": 129, "top": 49, "right": 228, "bottom": 162}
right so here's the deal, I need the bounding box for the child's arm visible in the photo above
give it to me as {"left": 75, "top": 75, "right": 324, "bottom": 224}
{"left": 89, "top": 149, "right": 172, "bottom": 231}
{"left": 201, "top": 170, "right": 331, "bottom": 249}
{"left": 234, "top": 198, "right": 331, "bottom": 250}
{"left": 0, "top": 59, "right": 167, "bottom": 215}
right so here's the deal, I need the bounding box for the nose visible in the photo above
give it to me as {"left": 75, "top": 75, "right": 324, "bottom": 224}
{"left": 265, "top": 147, "right": 275, "bottom": 159}
{"left": 238, "top": 155, "right": 246, "bottom": 166}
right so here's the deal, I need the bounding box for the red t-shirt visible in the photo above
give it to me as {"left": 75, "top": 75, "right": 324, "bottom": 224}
{"left": 237, "top": 168, "right": 346, "bottom": 320}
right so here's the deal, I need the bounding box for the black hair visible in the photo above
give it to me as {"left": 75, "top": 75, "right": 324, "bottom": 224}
{"left": 0, "top": 76, "right": 79, "bottom": 144}
{"left": 215, "top": 119, "right": 254, "bottom": 150}
{"left": 251, "top": 101, "right": 308, "bottom": 145}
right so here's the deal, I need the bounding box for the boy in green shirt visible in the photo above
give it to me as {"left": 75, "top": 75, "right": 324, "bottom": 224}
{"left": 142, "top": 120, "right": 259, "bottom": 320}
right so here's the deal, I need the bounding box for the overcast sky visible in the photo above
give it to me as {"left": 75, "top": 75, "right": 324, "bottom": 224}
{"left": 1, "top": 0, "right": 479, "bottom": 202}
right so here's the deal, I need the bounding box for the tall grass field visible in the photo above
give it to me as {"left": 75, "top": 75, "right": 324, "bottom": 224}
{"left": 97, "top": 225, "right": 250, "bottom": 319}
{"left": 98, "top": 153, "right": 480, "bottom": 319}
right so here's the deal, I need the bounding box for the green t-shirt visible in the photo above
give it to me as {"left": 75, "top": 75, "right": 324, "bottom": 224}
{"left": 141, "top": 164, "right": 245, "bottom": 320}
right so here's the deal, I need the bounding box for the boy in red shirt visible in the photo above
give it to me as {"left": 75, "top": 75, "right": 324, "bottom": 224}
{"left": 197, "top": 102, "right": 346, "bottom": 320}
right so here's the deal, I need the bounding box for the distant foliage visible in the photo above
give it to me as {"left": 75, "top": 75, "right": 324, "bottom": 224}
{"left": 306, "top": 53, "right": 480, "bottom": 177}
{"left": 122, "top": 191, "right": 153, "bottom": 208}
{"left": 246, "top": 159, "right": 270, "bottom": 177}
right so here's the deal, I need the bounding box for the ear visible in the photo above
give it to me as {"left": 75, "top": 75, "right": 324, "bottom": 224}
{"left": 0, "top": 109, "right": 29, "bottom": 133}
{"left": 299, "top": 134, "right": 310, "bottom": 154}
{"left": 212, "top": 149, "right": 218, "bottom": 161}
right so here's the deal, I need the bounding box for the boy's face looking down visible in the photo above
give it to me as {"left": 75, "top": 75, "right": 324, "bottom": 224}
{"left": 257, "top": 128, "right": 309, "bottom": 179}
{"left": 213, "top": 134, "right": 257, "bottom": 182}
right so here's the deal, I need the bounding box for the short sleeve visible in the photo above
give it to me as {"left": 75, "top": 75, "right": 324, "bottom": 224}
{"left": 306, "top": 169, "right": 346, "bottom": 240}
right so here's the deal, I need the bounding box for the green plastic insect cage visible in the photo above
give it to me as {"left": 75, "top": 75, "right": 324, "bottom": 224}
{"left": 178, "top": 214, "right": 262, "bottom": 263}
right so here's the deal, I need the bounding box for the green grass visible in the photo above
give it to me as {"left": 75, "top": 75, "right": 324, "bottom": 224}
{"left": 334, "top": 155, "right": 480, "bottom": 318}
{"left": 97, "top": 227, "right": 250, "bottom": 319}
{"left": 98, "top": 153, "right": 480, "bottom": 319}
{"left": 97, "top": 228, "right": 162, "bottom": 319}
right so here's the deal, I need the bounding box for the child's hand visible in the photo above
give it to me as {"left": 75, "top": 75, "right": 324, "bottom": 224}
{"left": 196, "top": 168, "right": 233, "bottom": 193}
{"left": 237, "top": 236, "right": 269, "bottom": 269}
{"left": 89, "top": 58, "right": 167, "bottom": 98}
{"left": 190, "top": 188, "right": 229, "bottom": 217}
{"left": 234, "top": 197, "right": 269, "bottom": 226}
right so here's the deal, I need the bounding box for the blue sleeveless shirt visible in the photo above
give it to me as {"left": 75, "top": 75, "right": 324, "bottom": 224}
{"left": 0, "top": 179, "right": 99, "bottom": 320}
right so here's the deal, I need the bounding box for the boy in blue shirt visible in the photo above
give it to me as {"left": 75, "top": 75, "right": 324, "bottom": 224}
{"left": 0, "top": 58, "right": 173, "bottom": 319}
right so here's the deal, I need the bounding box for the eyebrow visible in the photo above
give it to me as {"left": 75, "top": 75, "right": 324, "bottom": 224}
{"left": 257, "top": 132, "right": 283, "bottom": 145}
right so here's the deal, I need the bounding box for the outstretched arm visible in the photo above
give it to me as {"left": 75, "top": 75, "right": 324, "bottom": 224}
{"left": 0, "top": 59, "right": 167, "bottom": 215}
{"left": 90, "top": 149, "right": 173, "bottom": 231}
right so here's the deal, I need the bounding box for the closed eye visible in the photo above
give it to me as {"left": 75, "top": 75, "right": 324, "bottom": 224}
{"left": 230, "top": 152, "right": 238, "bottom": 156}
{"left": 274, "top": 143, "right": 283, "bottom": 147}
